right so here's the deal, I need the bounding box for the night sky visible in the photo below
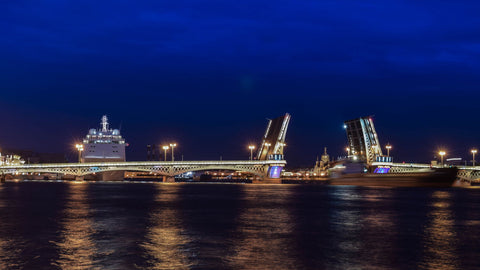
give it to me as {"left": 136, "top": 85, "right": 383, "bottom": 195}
{"left": 1, "top": 1, "right": 479, "bottom": 166}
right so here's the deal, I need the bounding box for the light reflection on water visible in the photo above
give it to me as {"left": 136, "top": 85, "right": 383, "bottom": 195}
{"left": 140, "top": 185, "right": 191, "bottom": 270}
{"left": 358, "top": 188, "right": 399, "bottom": 269}
{"left": 329, "top": 187, "right": 363, "bottom": 269}
{"left": 419, "top": 191, "right": 459, "bottom": 270}
{"left": 230, "top": 185, "right": 297, "bottom": 269}
{"left": 0, "top": 182, "right": 479, "bottom": 269}
{"left": 53, "top": 183, "right": 96, "bottom": 269}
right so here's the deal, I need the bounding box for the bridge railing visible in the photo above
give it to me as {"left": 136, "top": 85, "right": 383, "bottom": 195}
{"left": 0, "top": 160, "right": 287, "bottom": 179}
{"left": 0, "top": 160, "right": 286, "bottom": 170}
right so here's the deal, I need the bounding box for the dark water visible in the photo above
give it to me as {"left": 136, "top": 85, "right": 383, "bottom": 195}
{"left": 1, "top": 182, "right": 479, "bottom": 269}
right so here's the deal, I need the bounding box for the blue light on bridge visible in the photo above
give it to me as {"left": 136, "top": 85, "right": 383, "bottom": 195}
{"left": 373, "top": 167, "right": 390, "bottom": 174}
{"left": 268, "top": 166, "right": 282, "bottom": 178}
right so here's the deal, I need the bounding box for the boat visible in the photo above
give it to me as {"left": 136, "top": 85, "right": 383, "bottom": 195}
{"left": 81, "top": 115, "right": 127, "bottom": 181}
{"left": 328, "top": 162, "right": 458, "bottom": 187}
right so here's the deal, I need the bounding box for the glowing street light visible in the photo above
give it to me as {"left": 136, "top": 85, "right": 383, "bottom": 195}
{"left": 75, "top": 144, "right": 84, "bottom": 163}
{"left": 471, "top": 149, "right": 477, "bottom": 167}
{"left": 162, "top": 146, "right": 169, "bottom": 161}
{"left": 248, "top": 145, "right": 255, "bottom": 160}
{"left": 170, "top": 143, "right": 177, "bottom": 162}
{"left": 264, "top": 142, "right": 271, "bottom": 159}
{"left": 265, "top": 142, "right": 272, "bottom": 153}
{"left": 439, "top": 151, "right": 446, "bottom": 167}
{"left": 386, "top": 144, "right": 392, "bottom": 157}
{"left": 279, "top": 142, "right": 287, "bottom": 154}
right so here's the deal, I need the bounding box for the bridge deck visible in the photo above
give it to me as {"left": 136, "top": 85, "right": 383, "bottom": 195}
{"left": 0, "top": 160, "right": 287, "bottom": 178}
{"left": 0, "top": 160, "right": 286, "bottom": 169}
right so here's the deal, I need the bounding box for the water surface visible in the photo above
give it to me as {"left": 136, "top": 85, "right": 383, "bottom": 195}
{"left": 0, "top": 182, "right": 479, "bottom": 269}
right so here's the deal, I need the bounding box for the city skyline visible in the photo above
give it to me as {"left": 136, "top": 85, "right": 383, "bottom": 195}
{"left": 1, "top": 2, "right": 479, "bottom": 269}
{"left": 1, "top": 1, "right": 479, "bottom": 166}
{"left": 0, "top": 112, "right": 478, "bottom": 166}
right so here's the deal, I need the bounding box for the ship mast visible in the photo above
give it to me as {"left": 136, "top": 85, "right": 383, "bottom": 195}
{"left": 101, "top": 115, "right": 109, "bottom": 132}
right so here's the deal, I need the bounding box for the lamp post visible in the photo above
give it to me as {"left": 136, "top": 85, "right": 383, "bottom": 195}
{"left": 386, "top": 144, "right": 392, "bottom": 157}
{"left": 279, "top": 142, "right": 287, "bottom": 154}
{"left": 264, "top": 142, "right": 271, "bottom": 159}
{"left": 439, "top": 151, "right": 446, "bottom": 167}
{"left": 346, "top": 147, "right": 350, "bottom": 156}
{"left": 248, "top": 145, "right": 255, "bottom": 160}
{"left": 162, "top": 146, "right": 169, "bottom": 161}
{"left": 170, "top": 143, "right": 177, "bottom": 162}
{"left": 75, "top": 144, "right": 84, "bottom": 163}
{"left": 471, "top": 149, "right": 477, "bottom": 167}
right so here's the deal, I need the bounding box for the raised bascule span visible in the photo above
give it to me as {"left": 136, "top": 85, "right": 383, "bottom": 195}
{"left": 344, "top": 116, "right": 383, "bottom": 165}
{"left": 257, "top": 113, "right": 290, "bottom": 161}
{"left": 0, "top": 113, "right": 291, "bottom": 182}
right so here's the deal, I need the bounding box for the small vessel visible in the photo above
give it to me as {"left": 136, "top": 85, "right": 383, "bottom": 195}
{"left": 328, "top": 162, "right": 458, "bottom": 187}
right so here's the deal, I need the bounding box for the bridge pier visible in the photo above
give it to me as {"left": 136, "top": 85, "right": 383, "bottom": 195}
{"left": 163, "top": 176, "right": 175, "bottom": 183}
{"left": 75, "top": 175, "right": 85, "bottom": 181}
{"left": 253, "top": 178, "right": 282, "bottom": 184}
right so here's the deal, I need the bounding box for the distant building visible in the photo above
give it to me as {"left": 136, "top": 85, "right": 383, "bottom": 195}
{"left": 313, "top": 147, "right": 330, "bottom": 175}
{"left": 321, "top": 147, "right": 330, "bottom": 164}
{"left": 147, "top": 144, "right": 158, "bottom": 161}
{"left": 344, "top": 116, "right": 382, "bottom": 164}
{"left": 0, "top": 153, "right": 25, "bottom": 166}
{"left": 2, "top": 149, "right": 66, "bottom": 164}
{"left": 82, "top": 115, "right": 126, "bottom": 163}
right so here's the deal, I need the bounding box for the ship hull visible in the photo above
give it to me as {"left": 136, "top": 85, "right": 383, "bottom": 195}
{"left": 328, "top": 168, "right": 458, "bottom": 188}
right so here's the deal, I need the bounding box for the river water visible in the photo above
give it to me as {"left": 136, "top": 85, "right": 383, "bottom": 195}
{"left": 0, "top": 181, "right": 479, "bottom": 269}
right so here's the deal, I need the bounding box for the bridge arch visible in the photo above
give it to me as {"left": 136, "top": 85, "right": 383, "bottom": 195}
{"left": 1, "top": 160, "right": 285, "bottom": 179}
{"left": 172, "top": 165, "right": 267, "bottom": 177}
{"left": 3, "top": 165, "right": 269, "bottom": 178}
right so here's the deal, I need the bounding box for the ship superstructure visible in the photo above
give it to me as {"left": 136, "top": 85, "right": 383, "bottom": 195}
{"left": 82, "top": 115, "right": 126, "bottom": 162}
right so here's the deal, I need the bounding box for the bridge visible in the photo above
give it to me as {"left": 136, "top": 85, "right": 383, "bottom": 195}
{"left": 0, "top": 160, "right": 286, "bottom": 182}
{"left": 0, "top": 113, "right": 291, "bottom": 183}
{"left": 343, "top": 116, "right": 480, "bottom": 185}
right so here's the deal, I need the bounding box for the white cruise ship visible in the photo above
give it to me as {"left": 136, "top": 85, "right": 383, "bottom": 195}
{"left": 81, "top": 115, "right": 126, "bottom": 163}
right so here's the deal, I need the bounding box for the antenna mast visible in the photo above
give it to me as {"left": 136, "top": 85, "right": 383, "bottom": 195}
{"left": 101, "top": 115, "right": 109, "bottom": 132}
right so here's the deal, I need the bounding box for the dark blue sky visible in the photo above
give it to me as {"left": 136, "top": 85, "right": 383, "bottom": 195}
{"left": 1, "top": 0, "right": 479, "bottom": 166}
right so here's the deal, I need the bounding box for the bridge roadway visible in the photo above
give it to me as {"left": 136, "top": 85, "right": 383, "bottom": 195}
{"left": 373, "top": 162, "right": 480, "bottom": 183}
{"left": 0, "top": 160, "right": 286, "bottom": 180}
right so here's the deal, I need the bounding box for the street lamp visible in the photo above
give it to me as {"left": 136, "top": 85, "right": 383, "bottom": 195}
{"left": 75, "top": 144, "right": 84, "bottom": 163}
{"left": 162, "top": 146, "right": 169, "bottom": 161}
{"left": 386, "top": 144, "right": 392, "bottom": 157}
{"left": 439, "top": 151, "right": 446, "bottom": 167}
{"left": 170, "top": 143, "right": 177, "bottom": 162}
{"left": 248, "top": 145, "right": 255, "bottom": 160}
{"left": 471, "top": 149, "right": 477, "bottom": 167}
{"left": 264, "top": 142, "right": 271, "bottom": 158}
{"left": 346, "top": 147, "right": 350, "bottom": 156}
{"left": 279, "top": 142, "right": 287, "bottom": 154}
